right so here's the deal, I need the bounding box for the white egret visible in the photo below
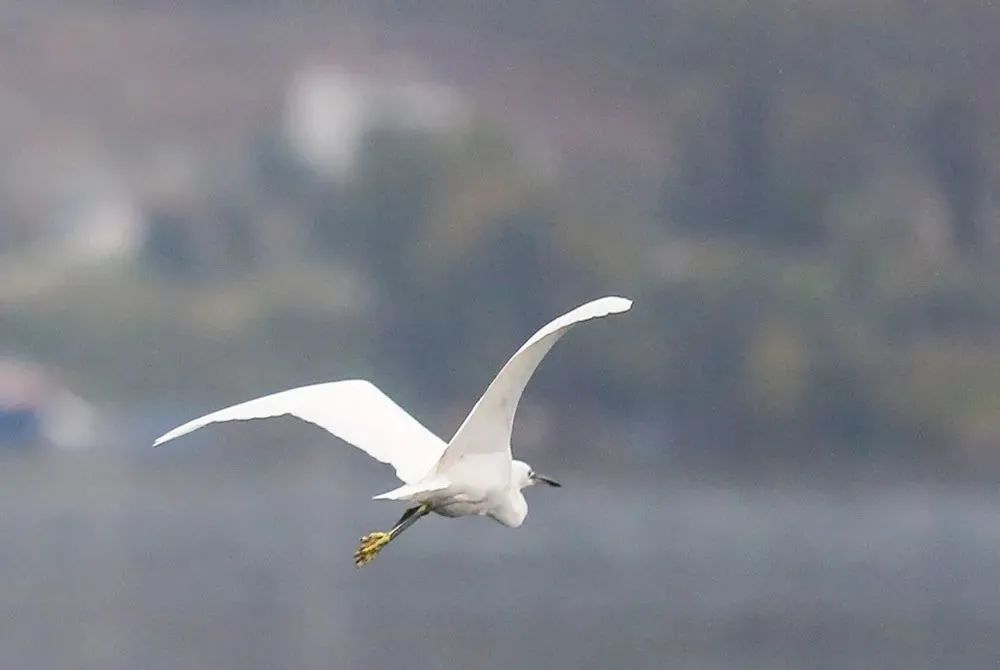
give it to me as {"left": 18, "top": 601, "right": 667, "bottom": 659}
{"left": 153, "top": 296, "right": 632, "bottom": 566}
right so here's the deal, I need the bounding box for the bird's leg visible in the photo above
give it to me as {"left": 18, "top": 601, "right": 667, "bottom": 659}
{"left": 354, "top": 503, "right": 431, "bottom": 567}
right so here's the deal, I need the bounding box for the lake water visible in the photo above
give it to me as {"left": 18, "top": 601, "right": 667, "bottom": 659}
{"left": 3, "top": 435, "right": 999, "bottom": 669}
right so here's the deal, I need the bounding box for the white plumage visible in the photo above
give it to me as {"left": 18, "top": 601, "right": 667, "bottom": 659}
{"left": 154, "top": 379, "right": 446, "bottom": 484}
{"left": 154, "top": 296, "right": 632, "bottom": 564}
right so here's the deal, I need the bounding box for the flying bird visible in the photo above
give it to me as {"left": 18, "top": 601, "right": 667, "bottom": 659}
{"left": 153, "top": 296, "right": 632, "bottom": 566}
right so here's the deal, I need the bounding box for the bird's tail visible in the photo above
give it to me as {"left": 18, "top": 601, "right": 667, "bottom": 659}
{"left": 372, "top": 478, "right": 449, "bottom": 501}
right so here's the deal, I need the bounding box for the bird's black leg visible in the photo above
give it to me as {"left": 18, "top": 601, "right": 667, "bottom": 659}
{"left": 354, "top": 503, "right": 431, "bottom": 567}
{"left": 391, "top": 504, "right": 431, "bottom": 537}
{"left": 392, "top": 504, "right": 423, "bottom": 529}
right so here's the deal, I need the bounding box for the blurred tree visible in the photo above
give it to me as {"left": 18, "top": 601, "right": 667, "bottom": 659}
{"left": 143, "top": 208, "right": 197, "bottom": 276}
{"left": 312, "top": 127, "right": 440, "bottom": 289}
{"left": 918, "top": 96, "right": 986, "bottom": 257}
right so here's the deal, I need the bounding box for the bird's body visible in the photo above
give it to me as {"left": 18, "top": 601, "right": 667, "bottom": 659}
{"left": 424, "top": 483, "right": 521, "bottom": 523}
{"left": 393, "top": 458, "right": 534, "bottom": 526}
{"left": 153, "top": 296, "right": 632, "bottom": 565}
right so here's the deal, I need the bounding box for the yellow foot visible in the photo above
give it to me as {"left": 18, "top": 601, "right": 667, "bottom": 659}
{"left": 354, "top": 531, "right": 392, "bottom": 567}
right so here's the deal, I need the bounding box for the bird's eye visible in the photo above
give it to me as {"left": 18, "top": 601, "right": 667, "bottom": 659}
{"left": 528, "top": 470, "right": 535, "bottom": 478}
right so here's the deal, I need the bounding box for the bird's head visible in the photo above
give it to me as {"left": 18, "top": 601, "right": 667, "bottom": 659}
{"left": 512, "top": 459, "right": 561, "bottom": 491}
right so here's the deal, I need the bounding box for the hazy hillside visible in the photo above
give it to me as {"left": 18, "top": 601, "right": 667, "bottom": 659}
{"left": 4, "top": 0, "right": 1000, "bottom": 468}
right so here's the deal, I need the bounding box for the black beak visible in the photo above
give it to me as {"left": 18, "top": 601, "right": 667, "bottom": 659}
{"left": 533, "top": 473, "right": 561, "bottom": 487}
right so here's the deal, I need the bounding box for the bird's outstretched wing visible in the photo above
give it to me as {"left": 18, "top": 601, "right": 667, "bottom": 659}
{"left": 153, "top": 380, "right": 446, "bottom": 483}
{"left": 437, "top": 296, "right": 632, "bottom": 481}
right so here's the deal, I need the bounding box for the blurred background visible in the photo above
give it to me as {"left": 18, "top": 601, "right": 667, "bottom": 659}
{"left": 3, "top": 1, "right": 1000, "bottom": 667}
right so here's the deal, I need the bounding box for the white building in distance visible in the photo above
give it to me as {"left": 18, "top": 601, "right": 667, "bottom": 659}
{"left": 284, "top": 65, "right": 470, "bottom": 180}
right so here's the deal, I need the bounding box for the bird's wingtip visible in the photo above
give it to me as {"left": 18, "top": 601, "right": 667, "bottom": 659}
{"left": 602, "top": 295, "right": 633, "bottom": 313}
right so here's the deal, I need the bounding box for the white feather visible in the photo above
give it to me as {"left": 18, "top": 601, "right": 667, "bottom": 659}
{"left": 153, "top": 296, "right": 633, "bottom": 523}
{"left": 436, "top": 296, "right": 632, "bottom": 489}
{"left": 153, "top": 379, "right": 445, "bottom": 484}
